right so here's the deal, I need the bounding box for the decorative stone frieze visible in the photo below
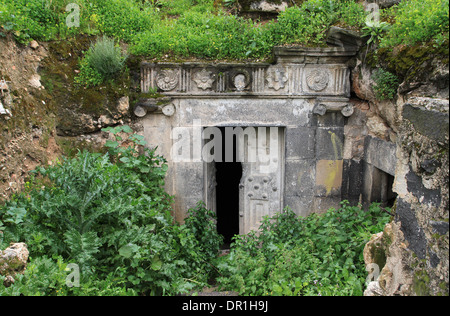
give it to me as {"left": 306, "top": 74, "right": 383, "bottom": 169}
{"left": 141, "top": 47, "right": 356, "bottom": 98}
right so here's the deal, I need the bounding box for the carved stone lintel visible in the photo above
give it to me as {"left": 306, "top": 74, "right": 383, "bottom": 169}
{"left": 266, "top": 67, "right": 288, "bottom": 91}
{"left": 306, "top": 69, "right": 329, "bottom": 92}
{"left": 230, "top": 69, "right": 251, "bottom": 92}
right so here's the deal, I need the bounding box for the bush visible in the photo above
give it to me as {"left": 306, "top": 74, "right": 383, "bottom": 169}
{"left": 372, "top": 68, "right": 399, "bottom": 100}
{"left": 87, "top": 36, "right": 127, "bottom": 78}
{"left": 75, "top": 36, "right": 127, "bottom": 87}
{"left": 217, "top": 201, "right": 392, "bottom": 296}
{"left": 380, "top": 0, "right": 449, "bottom": 48}
{"left": 0, "top": 125, "right": 221, "bottom": 296}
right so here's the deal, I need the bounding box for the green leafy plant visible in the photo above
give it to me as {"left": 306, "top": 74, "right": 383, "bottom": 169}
{"left": 184, "top": 202, "right": 223, "bottom": 258}
{"left": 217, "top": 201, "right": 392, "bottom": 296}
{"left": 0, "top": 125, "right": 224, "bottom": 296}
{"left": 75, "top": 35, "right": 127, "bottom": 87}
{"left": 380, "top": 0, "right": 449, "bottom": 48}
{"left": 86, "top": 36, "right": 128, "bottom": 78}
{"left": 362, "top": 20, "right": 391, "bottom": 46}
{"left": 372, "top": 68, "right": 400, "bottom": 100}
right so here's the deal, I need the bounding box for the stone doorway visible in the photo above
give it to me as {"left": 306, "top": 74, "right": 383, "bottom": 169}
{"left": 204, "top": 126, "right": 285, "bottom": 240}
{"left": 139, "top": 46, "right": 359, "bottom": 225}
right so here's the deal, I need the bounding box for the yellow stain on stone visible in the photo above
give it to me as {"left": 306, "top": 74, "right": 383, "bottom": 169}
{"left": 314, "top": 131, "right": 344, "bottom": 196}
{"left": 328, "top": 131, "right": 343, "bottom": 161}
{"left": 316, "top": 160, "right": 344, "bottom": 196}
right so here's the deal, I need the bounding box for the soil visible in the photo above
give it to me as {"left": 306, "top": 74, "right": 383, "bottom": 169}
{"left": 0, "top": 34, "right": 62, "bottom": 202}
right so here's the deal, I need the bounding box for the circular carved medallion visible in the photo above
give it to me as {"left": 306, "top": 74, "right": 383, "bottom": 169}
{"left": 306, "top": 69, "right": 329, "bottom": 91}
{"left": 162, "top": 104, "right": 176, "bottom": 117}
{"left": 156, "top": 69, "right": 178, "bottom": 91}
{"left": 230, "top": 69, "right": 251, "bottom": 92}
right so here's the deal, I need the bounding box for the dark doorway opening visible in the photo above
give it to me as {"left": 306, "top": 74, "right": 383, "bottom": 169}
{"left": 216, "top": 161, "right": 242, "bottom": 245}
{"left": 384, "top": 173, "right": 397, "bottom": 208}
{"left": 215, "top": 127, "right": 242, "bottom": 246}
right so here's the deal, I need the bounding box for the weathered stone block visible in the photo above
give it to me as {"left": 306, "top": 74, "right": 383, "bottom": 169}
{"left": 284, "top": 195, "right": 313, "bottom": 218}
{"left": 364, "top": 135, "right": 396, "bottom": 176}
{"left": 326, "top": 26, "right": 366, "bottom": 49}
{"left": 395, "top": 198, "right": 427, "bottom": 260}
{"left": 284, "top": 159, "right": 315, "bottom": 197}
{"left": 315, "top": 159, "right": 343, "bottom": 197}
{"left": 315, "top": 127, "right": 344, "bottom": 160}
{"left": 313, "top": 196, "right": 342, "bottom": 213}
{"left": 311, "top": 111, "right": 345, "bottom": 127}
{"left": 402, "top": 103, "right": 449, "bottom": 144}
{"left": 285, "top": 127, "right": 315, "bottom": 159}
{"left": 406, "top": 167, "right": 441, "bottom": 207}
{"left": 341, "top": 159, "right": 363, "bottom": 204}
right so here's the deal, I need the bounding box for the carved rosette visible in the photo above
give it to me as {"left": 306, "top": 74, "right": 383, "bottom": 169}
{"left": 306, "top": 69, "right": 329, "bottom": 92}
{"left": 266, "top": 68, "right": 288, "bottom": 91}
{"left": 156, "top": 69, "right": 179, "bottom": 91}
{"left": 193, "top": 69, "right": 215, "bottom": 90}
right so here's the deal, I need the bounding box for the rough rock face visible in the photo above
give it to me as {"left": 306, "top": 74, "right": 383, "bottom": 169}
{"left": 1, "top": 34, "right": 134, "bottom": 202}
{"left": 0, "top": 243, "right": 29, "bottom": 287}
{"left": 354, "top": 43, "right": 449, "bottom": 296}
{"left": 363, "top": 222, "right": 416, "bottom": 296}
{"left": 237, "top": 0, "right": 289, "bottom": 12}
{"left": 56, "top": 95, "right": 130, "bottom": 136}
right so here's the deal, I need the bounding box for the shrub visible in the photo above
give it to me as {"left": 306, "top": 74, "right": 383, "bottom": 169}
{"left": 380, "top": 0, "right": 449, "bottom": 48}
{"left": 74, "top": 36, "right": 127, "bottom": 87}
{"left": 372, "top": 68, "right": 399, "bottom": 100}
{"left": 86, "top": 36, "right": 127, "bottom": 79}
{"left": 0, "top": 125, "right": 223, "bottom": 296}
{"left": 0, "top": 256, "right": 137, "bottom": 296}
{"left": 217, "top": 201, "right": 392, "bottom": 296}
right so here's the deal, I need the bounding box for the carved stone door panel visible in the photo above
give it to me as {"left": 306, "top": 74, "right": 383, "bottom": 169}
{"left": 239, "top": 127, "right": 284, "bottom": 235}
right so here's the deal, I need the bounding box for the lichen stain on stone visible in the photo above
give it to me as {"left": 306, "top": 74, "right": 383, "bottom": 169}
{"left": 316, "top": 160, "right": 343, "bottom": 196}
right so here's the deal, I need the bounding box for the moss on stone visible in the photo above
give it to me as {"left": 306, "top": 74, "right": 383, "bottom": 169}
{"left": 39, "top": 35, "right": 132, "bottom": 136}
{"left": 374, "top": 40, "right": 449, "bottom": 84}
{"left": 413, "top": 270, "right": 431, "bottom": 296}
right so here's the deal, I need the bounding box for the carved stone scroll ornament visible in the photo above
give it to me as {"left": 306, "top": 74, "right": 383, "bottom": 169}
{"left": 156, "top": 69, "right": 179, "bottom": 91}
{"left": 134, "top": 99, "right": 158, "bottom": 118}
{"left": 313, "top": 102, "right": 354, "bottom": 117}
{"left": 306, "top": 69, "right": 329, "bottom": 91}
{"left": 266, "top": 67, "right": 288, "bottom": 91}
{"left": 193, "top": 69, "right": 215, "bottom": 90}
{"left": 161, "top": 104, "right": 176, "bottom": 116}
{"left": 133, "top": 97, "right": 173, "bottom": 117}
{"left": 341, "top": 103, "right": 354, "bottom": 117}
